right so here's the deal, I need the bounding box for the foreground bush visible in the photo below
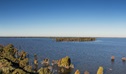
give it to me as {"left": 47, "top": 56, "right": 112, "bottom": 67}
{"left": 0, "top": 59, "right": 14, "bottom": 74}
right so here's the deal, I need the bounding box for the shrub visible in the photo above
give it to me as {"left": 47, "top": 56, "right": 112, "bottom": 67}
{"left": 60, "top": 56, "right": 71, "bottom": 67}
{"left": 12, "top": 69, "right": 26, "bottom": 74}
{"left": 19, "top": 58, "right": 29, "bottom": 68}
{"left": 0, "top": 45, "right": 3, "bottom": 53}
{"left": 74, "top": 69, "right": 80, "bottom": 74}
{"left": 97, "top": 66, "right": 103, "bottom": 74}
{"left": 38, "top": 67, "right": 51, "bottom": 74}
{"left": 3, "top": 44, "right": 17, "bottom": 57}
{"left": 24, "top": 65, "right": 32, "bottom": 72}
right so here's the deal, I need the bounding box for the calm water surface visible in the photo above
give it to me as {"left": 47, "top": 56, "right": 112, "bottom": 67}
{"left": 0, "top": 38, "right": 126, "bottom": 74}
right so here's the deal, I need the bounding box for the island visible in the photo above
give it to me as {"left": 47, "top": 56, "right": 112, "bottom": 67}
{"left": 53, "top": 37, "right": 96, "bottom": 42}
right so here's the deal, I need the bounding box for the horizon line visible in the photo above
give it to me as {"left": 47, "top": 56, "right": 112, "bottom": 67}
{"left": 0, "top": 36, "right": 126, "bottom": 38}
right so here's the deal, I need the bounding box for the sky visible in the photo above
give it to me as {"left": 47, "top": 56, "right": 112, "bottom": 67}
{"left": 0, "top": 0, "right": 126, "bottom": 37}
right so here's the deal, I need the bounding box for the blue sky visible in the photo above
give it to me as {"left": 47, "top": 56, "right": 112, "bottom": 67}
{"left": 0, "top": 0, "right": 126, "bottom": 37}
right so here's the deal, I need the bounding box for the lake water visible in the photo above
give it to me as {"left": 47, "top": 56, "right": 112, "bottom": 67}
{"left": 0, "top": 38, "right": 126, "bottom": 74}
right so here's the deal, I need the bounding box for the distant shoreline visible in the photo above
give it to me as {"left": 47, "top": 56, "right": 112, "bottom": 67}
{"left": 0, "top": 37, "right": 96, "bottom": 42}
{"left": 0, "top": 36, "right": 126, "bottom": 38}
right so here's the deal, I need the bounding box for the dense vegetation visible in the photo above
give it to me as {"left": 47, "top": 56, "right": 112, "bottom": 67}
{"left": 0, "top": 44, "right": 105, "bottom": 74}
{"left": 54, "top": 37, "right": 96, "bottom": 42}
{"left": 0, "top": 44, "right": 74, "bottom": 74}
